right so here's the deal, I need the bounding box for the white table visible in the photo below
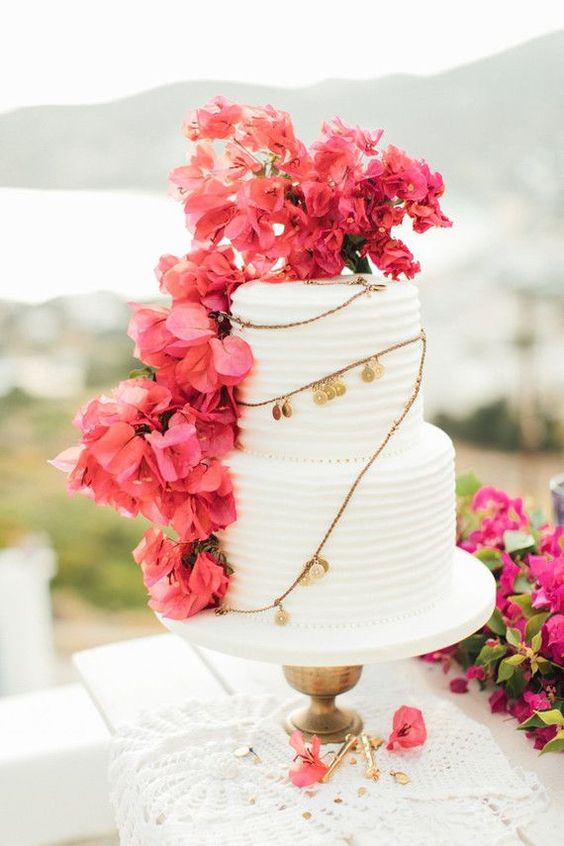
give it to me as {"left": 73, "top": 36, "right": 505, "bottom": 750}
{"left": 74, "top": 634, "right": 563, "bottom": 845}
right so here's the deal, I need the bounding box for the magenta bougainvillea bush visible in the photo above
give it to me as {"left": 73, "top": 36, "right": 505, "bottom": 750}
{"left": 423, "top": 474, "right": 564, "bottom": 754}
{"left": 51, "top": 98, "right": 452, "bottom": 621}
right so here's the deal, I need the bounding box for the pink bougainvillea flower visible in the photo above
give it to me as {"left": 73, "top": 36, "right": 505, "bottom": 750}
{"left": 168, "top": 459, "right": 236, "bottom": 542}
{"left": 461, "top": 486, "right": 529, "bottom": 553}
{"left": 508, "top": 689, "right": 551, "bottom": 724}
{"left": 529, "top": 554, "right": 564, "bottom": 614}
{"left": 146, "top": 550, "right": 228, "bottom": 619}
{"left": 488, "top": 688, "right": 508, "bottom": 714}
{"left": 386, "top": 705, "right": 427, "bottom": 750}
{"left": 166, "top": 302, "right": 217, "bottom": 346}
{"left": 542, "top": 614, "right": 564, "bottom": 665}
{"left": 288, "top": 731, "right": 328, "bottom": 787}
{"left": 539, "top": 526, "right": 564, "bottom": 557}
{"left": 132, "top": 528, "right": 181, "bottom": 588}
{"left": 499, "top": 552, "right": 520, "bottom": 596}
{"left": 176, "top": 334, "right": 253, "bottom": 394}
{"left": 466, "top": 664, "right": 486, "bottom": 681}
{"left": 147, "top": 422, "right": 201, "bottom": 482}
{"left": 449, "top": 677, "right": 469, "bottom": 694}
{"left": 183, "top": 96, "right": 243, "bottom": 141}
{"left": 155, "top": 245, "right": 247, "bottom": 311}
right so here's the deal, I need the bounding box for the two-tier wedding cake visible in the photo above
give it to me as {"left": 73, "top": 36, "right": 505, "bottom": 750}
{"left": 163, "top": 275, "right": 494, "bottom": 663}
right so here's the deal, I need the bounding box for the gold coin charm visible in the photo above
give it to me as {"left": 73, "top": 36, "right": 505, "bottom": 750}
{"left": 275, "top": 605, "right": 290, "bottom": 625}
{"left": 299, "top": 569, "right": 313, "bottom": 586}
{"left": 272, "top": 403, "right": 282, "bottom": 420}
{"left": 361, "top": 364, "right": 375, "bottom": 383}
{"left": 310, "top": 556, "right": 329, "bottom": 580}
{"left": 334, "top": 380, "right": 346, "bottom": 397}
{"left": 325, "top": 384, "right": 336, "bottom": 401}
{"left": 282, "top": 399, "right": 293, "bottom": 418}
{"left": 313, "top": 388, "right": 328, "bottom": 406}
{"left": 373, "top": 359, "right": 385, "bottom": 379}
{"left": 390, "top": 771, "right": 410, "bottom": 785}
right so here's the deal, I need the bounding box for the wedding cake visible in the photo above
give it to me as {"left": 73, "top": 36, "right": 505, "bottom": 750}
{"left": 217, "top": 276, "right": 455, "bottom": 629}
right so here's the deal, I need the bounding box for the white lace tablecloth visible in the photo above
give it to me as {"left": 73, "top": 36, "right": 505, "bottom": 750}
{"left": 108, "top": 683, "right": 547, "bottom": 846}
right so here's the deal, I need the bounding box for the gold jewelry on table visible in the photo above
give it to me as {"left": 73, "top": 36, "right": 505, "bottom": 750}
{"left": 358, "top": 733, "right": 380, "bottom": 781}
{"left": 390, "top": 770, "right": 410, "bottom": 784}
{"left": 215, "top": 330, "right": 426, "bottom": 625}
{"left": 320, "top": 733, "right": 359, "bottom": 782}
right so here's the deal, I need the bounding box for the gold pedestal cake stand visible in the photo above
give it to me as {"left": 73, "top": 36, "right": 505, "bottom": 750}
{"left": 283, "top": 665, "right": 364, "bottom": 743}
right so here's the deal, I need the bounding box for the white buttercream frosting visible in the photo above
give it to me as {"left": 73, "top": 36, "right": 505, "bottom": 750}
{"left": 220, "top": 275, "right": 456, "bottom": 626}
{"left": 221, "top": 424, "right": 455, "bottom": 625}
{"left": 231, "top": 277, "right": 423, "bottom": 460}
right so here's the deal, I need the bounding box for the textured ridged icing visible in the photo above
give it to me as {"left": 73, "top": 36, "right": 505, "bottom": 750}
{"left": 221, "top": 424, "right": 455, "bottom": 625}
{"left": 219, "top": 275, "right": 456, "bottom": 626}
{"left": 231, "top": 278, "right": 423, "bottom": 459}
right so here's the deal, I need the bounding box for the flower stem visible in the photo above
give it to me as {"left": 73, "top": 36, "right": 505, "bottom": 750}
{"left": 354, "top": 255, "right": 372, "bottom": 274}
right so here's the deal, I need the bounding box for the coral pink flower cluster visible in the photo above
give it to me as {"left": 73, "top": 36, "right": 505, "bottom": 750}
{"left": 170, "top": 97, "right": 451, "bottom": 281}
{"left": 53, "top": 98, "right": 451, "bottom": 621}
{"left": 423, "top": 482, "right": 564, "bottom": 754}
{"left": 52, "top": 245, "right": 253, "bottom": 618}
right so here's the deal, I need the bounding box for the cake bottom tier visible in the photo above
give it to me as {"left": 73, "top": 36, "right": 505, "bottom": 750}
{"left": 219, "top": 423, "right": 456, "bottom": 628}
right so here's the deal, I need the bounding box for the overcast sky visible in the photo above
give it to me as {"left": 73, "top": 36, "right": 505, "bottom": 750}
{"left": 2, "top": 1, "right": 564, "bottom": 111}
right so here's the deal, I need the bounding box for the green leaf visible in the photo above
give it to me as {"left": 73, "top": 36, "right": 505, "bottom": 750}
{"left": 505, "top": 627, "right": 522, "bottom": 648}
{"left": 475, "top": 548, "right": 503, "bottom": 572}
{"left": 497, "top": 654, "right": 525, "bottom": 682}
{"left": 513, "top": 573, "right": 534, "bottom": 594}
{"left": 540, "top": 729, "right": 564, "bottom": 755}
{"left": 505, "top": 668, "right": 527, "bottom": 700}
{"left": 531, "top": 631, "right": 542, "bottom": 653}
{"left": 476, "top": 642, "right": 507, "bottom": 668}
{"left": 129, "top": 366, "right": 156, "bottom": 381}
{"left": 456, "top": 472, "right": 482, "bottom": 498}
{"left": 487, "top": 608, "right": 507, "bottom": 636}
{"left": 536, "top": 708, "right": 564, "bottom": 726}
{"left": 525, "top": 613, "right": 549, "bottom": 643}
{"left": 508, "top": 593, "right": 534, "bottom": 618}
{"left": 503, "top": 530, "right": 536, "bottom": 555}
{"left": 518, "top": 708, "right": 564, "bottom": 730}
{"left": 537, "top": 657, "right": 557, "bottom": 676}
{"left": 496, "top": 660, "right": 515, "bottom": 683}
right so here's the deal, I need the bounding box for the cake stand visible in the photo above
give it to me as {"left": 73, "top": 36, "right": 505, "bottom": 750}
{"left": 159, "top": 547, "right": 495, "bottom": 743}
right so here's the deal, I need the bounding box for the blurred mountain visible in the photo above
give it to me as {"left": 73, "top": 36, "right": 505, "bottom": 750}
{"left": 1, "top": 31, "right": 563, "bottom": 204}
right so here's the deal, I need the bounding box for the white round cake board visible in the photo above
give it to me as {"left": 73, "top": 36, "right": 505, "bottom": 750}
{"left": 159, "top": 548, "right": 495, "bottom": 666}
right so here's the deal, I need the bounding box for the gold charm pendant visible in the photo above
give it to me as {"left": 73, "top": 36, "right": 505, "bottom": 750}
{"left": 275, "top": 605, "right": 290, "bottom": 625}
{"left": 361, "top": 358, "right": 384, "bottom": 383}
{"left": 334, "top": 379, "right": 346, "bottom": 397}
{"left": 313, "top": 386, "right": 328, "bottom": 405}
{"left": 282, "top": 399, "right": 293, "bottom": 418}
{"left": 361, "top": 363, "right": 375, "bottom": 383}
{"left": 299, "top": 555, "right": 329, "bottom": 586}
{"left": 313, "top": 378, "right": 346, "bottom": 405}
{"left": 273, "top": 399, "right": 293, "bottom": 420}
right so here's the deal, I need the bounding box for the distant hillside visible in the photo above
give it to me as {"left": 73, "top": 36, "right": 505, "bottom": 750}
{"left": 1, "top": 31, "right": 563, "bottom": 203}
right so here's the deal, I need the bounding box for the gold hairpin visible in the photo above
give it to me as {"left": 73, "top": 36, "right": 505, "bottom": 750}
{"left": 320, "top": 734, "right": 359, "bottom": 782}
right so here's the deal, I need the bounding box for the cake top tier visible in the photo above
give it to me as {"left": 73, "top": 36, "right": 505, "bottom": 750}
{"left": 232, "top": 275, "right": 424, "bottom": 461}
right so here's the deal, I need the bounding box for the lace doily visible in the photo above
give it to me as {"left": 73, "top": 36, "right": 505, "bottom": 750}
{"left": 109, "top": 690, "right": 546, "bottom": 846}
